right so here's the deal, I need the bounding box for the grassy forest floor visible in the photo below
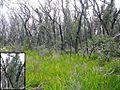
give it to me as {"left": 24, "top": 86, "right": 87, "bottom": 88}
{"left": 26, "top": 50, "right": 120, "bottom": 90}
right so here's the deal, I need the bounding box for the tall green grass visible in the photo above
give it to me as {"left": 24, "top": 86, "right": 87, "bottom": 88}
{"left": 26, "top": 50, "right": 120, "bottom": 90}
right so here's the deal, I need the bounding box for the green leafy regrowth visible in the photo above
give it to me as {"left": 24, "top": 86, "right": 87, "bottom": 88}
{"left": 7, "top": 54, "right": 21, "bottom": 88}
{"left": 88, "top": 35, "right": 120, "bottom": 60}
{"left": 26, "top": 50, "right": 120, "bottom": 90}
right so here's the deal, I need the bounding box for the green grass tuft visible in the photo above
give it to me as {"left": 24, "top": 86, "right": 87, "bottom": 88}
{"left": 26, "top": 50, "right": 120, "bottom": 90}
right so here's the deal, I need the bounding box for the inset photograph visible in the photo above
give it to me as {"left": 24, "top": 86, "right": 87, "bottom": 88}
{"left": 0, "top": 52, "right": 25, "bottom": 90}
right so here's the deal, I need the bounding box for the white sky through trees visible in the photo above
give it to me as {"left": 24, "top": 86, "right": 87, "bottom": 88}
{"left": 1, "top": 53, "right": 25, "bottom": 64}
{"left": 0, "top": 0, "right": 120, "bottom": 16}
{"left": 0, "top": 0, "right": 120, "bottom": 31}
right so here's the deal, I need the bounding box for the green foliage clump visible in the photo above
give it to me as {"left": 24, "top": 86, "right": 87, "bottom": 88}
{"left": 23, "top": 37, "right": 31, "bottom": 51}
{"left": 7, "top": 54, "right": 21, "bottom": 87}
{"left": 88, "top": 35, "right": 120, "bottom": 61}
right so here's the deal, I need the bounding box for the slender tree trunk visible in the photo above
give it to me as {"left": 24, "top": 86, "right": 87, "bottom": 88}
{"left": 59, "top": 23, "right": 64, "bottom": 50}
{"left": 75, "top": 1, "right": 84, "bottom": 53}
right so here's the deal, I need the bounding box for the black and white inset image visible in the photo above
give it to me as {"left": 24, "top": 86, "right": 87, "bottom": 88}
{"left": 0, "top": 52, "right": 25, "bottom": 89}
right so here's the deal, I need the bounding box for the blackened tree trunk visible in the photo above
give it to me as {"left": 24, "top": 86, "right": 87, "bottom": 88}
{"left": 75, "top": 0, "right": 84, "bottom": 53}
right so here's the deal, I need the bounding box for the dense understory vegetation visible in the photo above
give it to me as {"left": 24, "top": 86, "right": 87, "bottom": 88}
{"left": 26, "top": 50, "right": 120, "bottom": 90}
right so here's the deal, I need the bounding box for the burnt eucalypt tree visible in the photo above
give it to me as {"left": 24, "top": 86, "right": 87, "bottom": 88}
{"left": 0, "top": 53, "right": 25, "bottom": 89}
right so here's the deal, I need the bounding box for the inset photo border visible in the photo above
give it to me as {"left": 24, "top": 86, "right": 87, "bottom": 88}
{"left": 0, "top": 52, "right": 26, "bottom": 90}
